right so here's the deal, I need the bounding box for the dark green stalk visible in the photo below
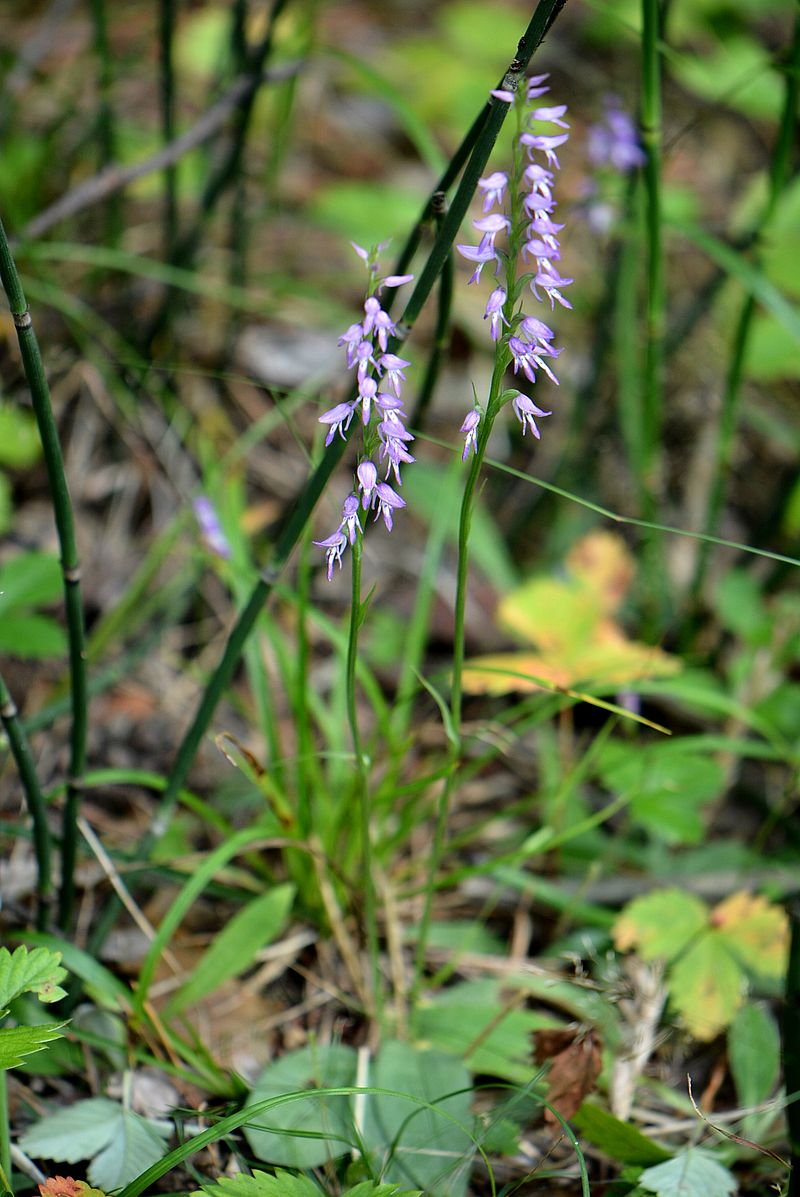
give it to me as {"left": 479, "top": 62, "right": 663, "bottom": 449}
{"left": 0, "top": 216, "right": 88, "bottom": 933}
{"left": 88, "top": 0, "right": 120, "bottom": 243}
{"left": 0, "top": 1077, "right": 9, "bottom": 1192}
{"left": 346, "top": 533, "right": 381, "bottom": 1022}
{"left": 784, "top": 896, "right": 800, "bottom": 1197}
{"left": 691, "top": 11, "right": 800, "bottom": 601}
{"left": 411, "top": 194, "right": 453, "bottom": 432}
{"left": 159, "top": 0, "right": 178, "bottom": 259}
{"left": 640, "top": 0, "right": 665, "bottom": 508}
{"left": 148, "top": 0, "right": 570, "bottom": 850}
{"left": 0, "top": 673, "right": 52, "bottom": 929}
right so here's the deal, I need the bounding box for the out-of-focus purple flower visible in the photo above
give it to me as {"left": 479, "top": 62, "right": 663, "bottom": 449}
{"left": 378, "top": 273, "right": 414, "bottom": 291}
{"left": 193, "top": 496, "right": 232, "bottom": 559}
{"left": 314, "top": 528, "right": 348, "bottom": 579}
{"left": 588, "top": 96, "right": 645, "bottom": 173}
{"left": 477, "top": 171, "right": 509, "bottom": 213}
{"left": 341, "top": 495, "right": 362, "bottom": 544}
{"left": 484, "top": 288, "right": 509, "bottom": 341}
{"left": 378, "top": 353, "right": 410, "bottom": 396}
{"left": 319, "top": 401, "right": 356, "bottom": 445}
{"left": 491, "top": 88, "right": 515, "bottom": 103}
{"left": 530, "top": 104, "right": 569, "bottom": 129}
{"left": 526, "top": 73, "right": 549, "bottom": 101}
{"left": 511, "top": 392, "right": 551, "bottom": 439}
{"left": 357, "top": 461, "right": 378, "bottom": 509}
{"left": 373, "top": 481, "right": 406, "bottom": 531}
{"left": 354, "top": 339, "right": 377, "bottom": 381}
{"left": 460, "top": 409, "right": 481, "bottom": 460}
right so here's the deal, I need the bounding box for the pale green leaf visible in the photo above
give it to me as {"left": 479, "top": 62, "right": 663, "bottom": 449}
{"left": 669, "top": 934, "right": 744, "bottom": 1040}
{"left": 639, "top": 1148, "right": 737, "bottom": 1197}
{"left": 0, "top": 613, "right": 68, "bottom": 659}
{"left": 19, "top": 1097, "right": 122, "bottom": 1162}
{"left": 244, "top": 1043, "right": 357, "bottom": 1168}
{"left": 0, "top": 406, "right": 41, "bottom": 468}
{"left": 0, "top": 1022, "right": 66, "bottom": 1069}
{"left": 573, "top": 1102, "right": 671, "bottom": 1166}
{"left": 167, "top": 884, "right": 294, "bottom": 1014}
{"left": 0, "top": 552, "right": 62, "bottom": 614}
{"left": 728, "top": 1002, "right": 780, "bottom": 1113}
{"left": 364, "top": 1041, "right": 474, "bottom": 1197}
{"left": 613, "top": 891, "right": 708, "bottom": 962}
{"left": 193, "top": 1172, "right": 322, "bottom": 1197}
{"left": 88, "top": 1109, "right": 170, "bottom": 1191}
{"left": 0, "top": 946, "right": 67, "bottom": 1008}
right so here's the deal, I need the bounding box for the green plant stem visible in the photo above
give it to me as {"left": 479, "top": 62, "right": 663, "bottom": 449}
{"left": 0, "top": 673, "right": 52, "bottom": 929}
{"left": 346, "top": 534, "right": 381, "bottom": 1023}
{"left": 159, "top": 0, "right": 178, "bottom": 259}
{"left": 0, "top": 1074, "right": 9, "bottom": 1191}
{"left": 0, "top": 215, "right": 88, "bottom": 933}
{"left": 146, "top": 0, "right": 569, "bottom": 856}
{"left": 411, "top": 196, "right": 453, "bottom": 431}
{"left": 88, "top": 0, "right": 120, "bottom": 244}
{"left": 785, "top": 896, "right": 800, "bottom": 1197}
{"left": 691, "top": 11, "right": 800, "bottom": 601}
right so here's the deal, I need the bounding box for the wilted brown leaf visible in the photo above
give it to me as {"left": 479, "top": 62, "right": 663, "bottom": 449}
{"left": 534, "top": 1027, "right": 602, "bottom": 1122}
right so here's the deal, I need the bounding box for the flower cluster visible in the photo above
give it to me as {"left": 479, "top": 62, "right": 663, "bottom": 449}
{"left": 456, "top": 74, "right": 572, "bottom": 455}
{"left": 315, "top": 245, "right": 415, "bottom": 579}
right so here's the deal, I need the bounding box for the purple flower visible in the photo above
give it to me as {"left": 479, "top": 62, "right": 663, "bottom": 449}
{"left": 378, "top": 353, "right": 410, "bottom": 396}
{"left": 373, "top": 481, "right": 406, "bottom": 531}
{"left": 511, "top": 391, "right": 551, "bottom": 439}
{"left": 508, "top": 335, "right": 561, "bottom": 386}
{"left": 341, "top": 494, "right": 362, "bottom": 544}
{"left": 473, "top": 213, "right": 511, "bottom": 250}
{"left": 376, "top": 392, "right": 406, "bottom": 421}
{"left": 477, "top": 171, "right": 509, "bottom": 212}
{"left": 319, "top": 401, "right": 356, "bottom": 446}
{"left": 338, "top": 322, "right": 364, "bottom": 367}
{"left": 378, "top": 272, "right": 414, "bottom": 291}
{"left": 460, "top": 409, "right": 481, "bottom": 460}
{"left": 519, "top": 315, "right": 556, "bottom": 345}
{"left": 588, "top": 97, "right": 645, "bottom": 173}
{"left": 530, "top": 104, "right": 569, "bottom": 129}
{"left": 313, "top": 529, "right": 348, "bottom": 579}
{"left": 357, "top": 376, "right": 378, "bottom": 424}
{"left": 490, "top": 88, "right": 515, "bottom": 103}
{"left": 526, "top": 73, "right": 549, "bottom": 101}
{"left": 456, "top": 242, "right": 498, "bottom": 285}
{"left": 484, "top": 287, "right": 509, "bottom": 341}
{"left": 520, "top": 132, "right": 570, "bottom": 170}
{"left": 378, "top": 418, "right": 415, "bottom": 484}
{"left": 531, "top": 268, "right": 574, "bottom": 310}
{"left": 363, "top": 297, "right": 397, "bottom": 351}
{"left": 357, "top": 461, "right": 378, "bottom": 509}
{"left": 193, "top": 496, "right": 232, "bottom": 560}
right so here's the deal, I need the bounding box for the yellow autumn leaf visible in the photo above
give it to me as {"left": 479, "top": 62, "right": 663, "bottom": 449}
{"left": 711, "top": 891, "right": 789, "bottom": 979}
{"left": 565, "top": 529, "right": 635, "bottom": 614}
{"left": 669, "top": 933, "right": 745, "bottom": 1041}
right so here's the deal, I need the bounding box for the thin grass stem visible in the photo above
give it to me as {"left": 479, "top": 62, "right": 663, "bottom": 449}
{"left": 0, "top": 215, "right": 89, "bottom": 933}
{"left": 0, "top": 673, "right": 52, "bottom": 929}
{"left": 159, "top": 0, "right": 178, "bottom": 259}
{"left": 411, "top": 195, "right": 453, "bottom": 431}
{"left": 88, "top": 0, "right": 120, "bottom": 243}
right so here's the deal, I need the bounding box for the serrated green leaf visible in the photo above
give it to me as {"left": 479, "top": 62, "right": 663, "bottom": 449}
{"left": 669, "top": 933, "right": 744, "bottom": 1040}
{"left": 0, "top": 946, "right": 67, "bottom": 1008}
{"left": 600, "top": 745, "right": 723, "bottom": 845}
{"left": 87, "top": 1110, "right": 170, "bottom": 1191}
{"left": 364, "top": 1041, "right": 474, "bottom": 1197}
{"left": 344, "top": 1186, "right": 420, "bottom": 1197}
{"left": 192, "top": 1172, "right": 322, "bottom": 1197}
{"left": 639, "top": 1148, "right": 737, "bottom": 1197}
{"left": 614, "top": 891, "right": 708, "bottom": 962}
{"left": 711, "top": 891, "right": 789, "bottom": 979}
{"left": 167, "top": 884, "right": 294, "bottom": 1015}
{"left": 0, "top": 1022, "right": 66, "bottom": 1069}
{"left": 573, "top": 1102, "right": 671, "bottom": 1166}
{"left": 19, "top": 1097, "right": 122, "bottom": 1162}
{"left": 244, "top": 1044, "right": 357, "bottom": 1168}
{"left": 728, "top": 1002, "right": 780, "bottom": 1116}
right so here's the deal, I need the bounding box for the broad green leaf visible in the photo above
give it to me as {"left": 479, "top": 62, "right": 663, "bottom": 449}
{"left": 403, "top": 920, "right": 507, "bottom": 956}
{"left": 0, "top": 612, "right": 68, "bottom": 658}
{"left": 599, "top": 745, "right": 724, "bottom": 846}
{"left": 0, "top": 405, "right": 41, "bottom": 468}
{"left": 309, "top": 182, "right": 422, "bottom": 250}
{"left": 714, "top": 571, "right": 771, "bottom": 646}
{"left": 572, "top": 1102, "right": 671, "bottom": 1166}
{"left": 670, "top": 35, "right": 783, "bottom": 121}
{"left": 746, "top": 314, "right": 800, "bottom": 380}
{"left": 167, "top": 884, "right": 294, "bottom": 1014}
{"left": 19, "top": 1097, "right": 124, "bottom": 1162}
{"left": 0, "top": 473, "right": 10, "bottom": 534}
{"left": 728, "top": 1002, "right": 780, "bottom": 1114}
{"left": 0, "top": 946, "right": 67, "bottom": 1007}
{"left": 88, "top": 1110, "right": 171, "bottom": 1191}
{"left": 668, "top": 934, "right": 743, "bottom": 1040}
{"left": 413, "top": 978, "right": 556, "bottom": 1084}
{"left": 711, "top": 891, "right": 789, "bottom": 979}
{"left": 0, "top": 1022, "right": 66, "bottom": 1069}
{"left": 0, "top": 551, "right": 62, "bottom": 614}
{"left": 614, "top": 891, "right": 708, "bottom": 962}
{"left": 244, "top": 1043, "right": 357, "bottom": 1168}
{"left": 639, "top": 1148, "right": 737, "bottom": 1197}
{"left": 364, "top": 1041, "right": 473, "bottom": 1197}
{"left": 344, "top": 1185, "right": 420, "bottom": 1197}
{"left": 192, "top": 1172, "right": 323, "bottom": 1197}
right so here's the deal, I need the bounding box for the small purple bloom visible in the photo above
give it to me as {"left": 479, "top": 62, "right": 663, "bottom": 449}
{"left": 378, "top": 353, "right": 410, "bottom": 396}
{"left": 484, "top": 287, "right": 509, "bottom": 341}
{"left": 376, "top": 392, "right": 406, "bottom": 421}
{"left": 477, "top": 171, "right": 509, "bottom": 213}
{"left": 373, "top": 481, "right": 406, "bottom": 531}
{"left": 378, "top": 273, "right": 414, "bottom": 291}
{"left": 511, "top": 391, "right": 551, "bottom": 439}
{"left": 319, "top": 401, "right": 356, "bottom": 446}
{"left": 531, "top": 268, "right": 574, "bottom": 310}
{"left": 358, "top": 376, "right": 378, "bottom": 424}
{"left": 491, "top": 88, "right": 515, "bottom": 103}
{"left": 529, "top": 104, "right": 569, "bottom": 129}
{"left": 456, "top": 242, "right": 498, "bottom": 285}
{"left": 354, "top": 339, "right": 377, "bottom": 380}
{"left": 588, "top": 97, "right": 646, "bottom": 173}
{"left": 338, "top": 322, "right": 365, "bottom": 367}
{"left": 363, "top": 297, "right": 397, "bottom": 351}
{"left": 193, "top": 496, "right": 232, "bottom": 560}
{"left": 526, "top": 73, "right": 550, "bottom": 101}
{"left": 473, "top": 213, "right": 511, "bottom": 249}
{"left": 357, "top": 461, "right": 378, "bottom": 509}
{"left": 520, "top": 132, "right": 570, "bottom": 170}
{"left": 460, "top": 409, "right": 481, "bottom": 460}
{"left": 313, "top": 529, "right": 348, "bottom": 579}
{"left": 519, "top": 315, "right": 556, "bottom": 345}
{"left": 341, "top": 494, "right": 362, "bottom": 544}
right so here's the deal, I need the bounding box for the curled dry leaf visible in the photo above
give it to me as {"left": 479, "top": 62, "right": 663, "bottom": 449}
{"left": 534, "top": 1026, "right": 603, "bottom": 1122}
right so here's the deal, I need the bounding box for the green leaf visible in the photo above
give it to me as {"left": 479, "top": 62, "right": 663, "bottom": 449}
{"left": 167, "top": 884, "right": 294, "bottom": 1014}
{"left": 19, "top": 1097, "right": 124, "bottom": 1162}
{"left": 0, "top": 613, "right": 68, "bottom": 658}
{"left": 309, "top": 182, "right": 422, "bottom": 250}
{"left": 0, "top": 946, "right": 68, "bottom": 1008}
{"left": 711, "top": 891, "right": 789, "bottom": 979}
{"left": 714, "top": 571, "right": 771, "bottom": 646}
{"left": 639, "top": 1148, "right": 737, "bottom": 1197}
{"left": 364, "top": 1041, "right": 474, "bottom": 1197}
{"left": 668, "top": 933, "right": 744, "bottom": 1040}
{"left": 192, "top": 1172, "right": 323, "bottom": 1197}
{"left": 244, "top": 1043, "right": 357, "bottom": 1168}
{"left": 746, "top": 313, "right": 800, "bottom": 381}
{"left": 0, "top": 1022, "right": 66, "bottom": 1069}
{"left": 614, "top": 891, "right": 708, "bottom": 962}
{"left": 0, "top": 552, "right": 62, "bottom": 614}
{"left": 599, "top": 744, "right": 724, "bottom": 845}
{"left": 728, "top": 1002, "right": 780, "bottom": 1114}
{"left": 345, "top": 1185, "right": 420, "bottom": 1197}
{"left": 0, "top": 473, "right": 10, "bottom": 534}
{"left": 572, "top": 1103, "right": 671, "bottom": 1166}
{"left": 88, "top": 1111, "right": 171, "bottom": 1192}
{"left": 669, "top": 35, "right": 784, "bottom": 121}
{"left": 0, "top": 406, "right": 41, "bottom": 468}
